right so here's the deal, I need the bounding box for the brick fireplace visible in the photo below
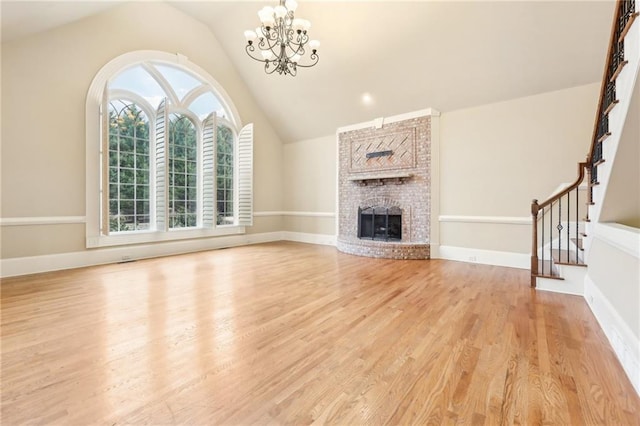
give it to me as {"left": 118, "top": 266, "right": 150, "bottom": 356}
{"left": 337, "top": 114, "right": 431, "bottom": 259}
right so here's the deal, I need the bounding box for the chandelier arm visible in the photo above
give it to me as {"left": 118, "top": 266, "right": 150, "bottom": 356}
{"left": 294, "top": 53, "right": 319, "bottom": 68}
{"left": 284, "top": 43, "right": 306, "bottom": 59}
{"left": 246, "top": 44, "right": 268, "bottom": 63}
{"left": 264, "top": 61, "right": 280, "bottom": 75}
{"left": 259, "top": 34, "right": 279, "bottom": 52}
{"left": 286, "top": 61, "right": 297, "bottom": 77}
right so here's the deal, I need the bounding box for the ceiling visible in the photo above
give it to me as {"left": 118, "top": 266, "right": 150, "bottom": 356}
{"left": 2, "top": 1, "right": 615, "bottom": 143}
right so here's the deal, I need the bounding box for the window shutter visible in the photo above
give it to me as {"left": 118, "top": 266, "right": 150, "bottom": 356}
{"left": 237, "top": 123, "right": 253, "bottom": 226}
{"left": 202, "top": 113, "right": 216, "bottom": 228}
{"left": 155, "top": 99, "right": 168, "bottom": 231}
{"left": 101, "top": 85, "right": 110, "bottom": 235}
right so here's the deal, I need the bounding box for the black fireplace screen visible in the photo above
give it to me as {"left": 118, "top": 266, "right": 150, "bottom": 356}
{"left": 358, "top": 206, "right": 402, "bottom": 241}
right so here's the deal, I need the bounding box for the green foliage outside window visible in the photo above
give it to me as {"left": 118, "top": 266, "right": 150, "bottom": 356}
{"left": 217, "top": 125, "right": 234, "bottom": 225}
{"left": 108, "top": 101, "right": 150, "bottom": 232}
{"left": 169, "top": 114, "right": 198, "bottom": 228}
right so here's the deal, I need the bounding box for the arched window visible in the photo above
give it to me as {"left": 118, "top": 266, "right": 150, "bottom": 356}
{"left": 108, "top": 100, "right": 151, "bottom": 232}
{"left": 86, "top": 52, "right": 253, "bottom": 247}
{"left": 168, "top": 114, "right": 198, "bottom": 229}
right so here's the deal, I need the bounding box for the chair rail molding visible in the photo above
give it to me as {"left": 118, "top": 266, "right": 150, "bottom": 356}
{"left": 0, "top": 216, "right": 87, "bottom": 226}
{"left": 438, "top": 215, "right": 532, "bottom": 225}
{"left": 253, "top": 211, "right": 335, "bottom": 217}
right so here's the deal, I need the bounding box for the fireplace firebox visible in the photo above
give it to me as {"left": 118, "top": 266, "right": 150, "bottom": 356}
{"left": 358, "top": 206, "right": 402, "bottom": 241}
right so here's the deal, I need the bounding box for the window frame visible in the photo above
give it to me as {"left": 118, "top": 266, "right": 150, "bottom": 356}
{"left": 107, "top": 98, "right": 154, "bottom": 233}
{"left": 86, "top": 51, "right": 248, "bottom": 248}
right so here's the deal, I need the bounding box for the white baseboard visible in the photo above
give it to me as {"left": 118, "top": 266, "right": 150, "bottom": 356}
{"left": 0, "top": 231, "right": 341, "bottom": 278}
{"left": 2, "top": 237, "right": 526, "bottom": 278}
{"left": 437, "top": 245, "right": 529, "bottom": 269}
{"left": 281, "top": 231, "right": 337, "bottom": 246}
{"left": 584, "top": 274, "right": 640, "bottom": 397}
{"left": 1, "top": 232, "right": 282, "bottom": 278}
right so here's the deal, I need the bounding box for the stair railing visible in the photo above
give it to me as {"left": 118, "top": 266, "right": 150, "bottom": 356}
{"left": 588, "top": 0, "right": 637, "bottom": 200}
{"left": 530, "top": 0, "right": 638, "bottom": 287}
{"left": 530, "top": 162, "right": 588, "bottom": 286}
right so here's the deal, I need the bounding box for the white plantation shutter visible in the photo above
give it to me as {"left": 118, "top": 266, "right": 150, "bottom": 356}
{"left": 237, "top": 123, "right": 254, "bottom": 226}
{"left": 101, "top": 84, "right": 110, "bottom": 235}
{"left": 202, "top": 114, "right": 216, "bottom": 228}
{"left": 155, "top": 99, "right": 168, "bottom": 231}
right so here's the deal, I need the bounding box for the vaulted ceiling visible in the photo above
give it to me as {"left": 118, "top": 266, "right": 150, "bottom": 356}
{"left": 1, "top": 1, "right": 615, "bottom": 142}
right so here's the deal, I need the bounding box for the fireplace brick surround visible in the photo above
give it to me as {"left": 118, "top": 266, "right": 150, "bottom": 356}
{"left": 337, "top": 114, "right": 432, "bottom": 259}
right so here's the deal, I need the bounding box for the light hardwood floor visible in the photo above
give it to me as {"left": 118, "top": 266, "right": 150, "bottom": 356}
{"left": 1, "top": 242, "right": 639, "bottom": 425}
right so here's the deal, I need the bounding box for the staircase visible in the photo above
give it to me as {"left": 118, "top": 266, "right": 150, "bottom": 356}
{"left": 530, "top": 0, "right": 639, "bottom": 293}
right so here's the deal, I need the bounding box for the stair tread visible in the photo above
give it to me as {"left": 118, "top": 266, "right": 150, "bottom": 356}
{"left": 570, "top": 237, "right": 584, "bottom": 250}
{"left": 597, "top": 132, "right": 611, "bottom": 143}
{"left": 603, "top": 99, "right": 619, "bottom": 115}
{"left": 533, "top": 259, "right": 563, "bottom": 280}
{"left": 610, "top": 60, "right": 628, "bottom": 82}
{"left": 552, "top": 249, "right": 586, "bottom": 266}
{"left": 619, "top": 12, "right": 639, "bottom": 43}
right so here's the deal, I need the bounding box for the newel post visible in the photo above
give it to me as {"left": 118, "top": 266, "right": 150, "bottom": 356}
{"left": 530, "top": 199, "right": 540, "bottom": 287}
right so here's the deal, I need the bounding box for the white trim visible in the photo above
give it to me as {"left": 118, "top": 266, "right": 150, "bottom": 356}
{"left": 254, "top": 211, "right": 336, "bottom": 218}
{"left": 438, "top": 215, "right": 532, "bottom": 225}
{"left": 336, "top": 108, "right": 440, "bottom": 134}
{"left": 281, "top": 231, "right": 337, "bottom": 246}
{"left": 0, "top": 231, "right": 343, "bottom": 278}
{"left": 593, "top": 223, "right": 640, "bottom": 259}
{"left": 1, "top": 232, "right": 282, "bottom": 278}
{"left": 86, "top": 226, "right": 246, "bottom": 248}
{"left": 0, "top": 216, "right": 86, "bottom": 226}
{"left": 436, "top": 245, "right": 529, "bottom": 269}
{"left": 584, "top": 274, "right": 640, "bottom": 397}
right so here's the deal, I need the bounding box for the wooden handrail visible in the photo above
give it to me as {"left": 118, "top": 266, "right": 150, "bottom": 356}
{"left": 533, "top": 162, "right": 588, "bottom": 213}
{"left": 587, "top": 0, "right": 623, "bottom": 163}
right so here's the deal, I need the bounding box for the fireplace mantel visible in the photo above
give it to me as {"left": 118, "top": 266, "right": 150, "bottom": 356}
{"left": 347, "top": 172, "right": 412, "bottom": 185}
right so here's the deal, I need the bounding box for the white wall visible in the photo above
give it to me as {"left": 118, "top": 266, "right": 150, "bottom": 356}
{"left": 281, "top": 134, "right": 336, "bottom": 235}
{"left": 439, "top": 83, "right": 599, "bottom": 254}
{"left": 0, "top": 2, "right": 285, "bottom": 260}
{"left": 585, "top": 224, "right": 640, "bottom": 394}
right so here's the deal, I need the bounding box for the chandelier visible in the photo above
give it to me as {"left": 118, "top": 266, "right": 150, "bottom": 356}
{"left": 244, "top": 0, "right": 320, "bottom": 76}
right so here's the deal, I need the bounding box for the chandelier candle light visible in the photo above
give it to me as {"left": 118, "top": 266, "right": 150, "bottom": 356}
{"left": 244, "top": 0, "right": 320, "bottom": 76}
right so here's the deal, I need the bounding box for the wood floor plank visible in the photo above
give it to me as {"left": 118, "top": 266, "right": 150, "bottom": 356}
{"left": 1, "top": 241, "right": 639, "bottom": 425}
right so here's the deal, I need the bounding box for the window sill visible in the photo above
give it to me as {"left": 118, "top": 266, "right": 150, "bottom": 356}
{"left": 86, "top": 225, "right": 246, "bottom": 248}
